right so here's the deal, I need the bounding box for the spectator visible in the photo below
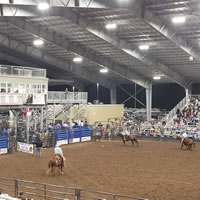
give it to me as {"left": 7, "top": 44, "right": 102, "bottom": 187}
{"left": 35, "top": 135, "right": 43, "bottom": 157}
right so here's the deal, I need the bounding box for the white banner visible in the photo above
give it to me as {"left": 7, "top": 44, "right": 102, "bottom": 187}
{"left": 69, "top": 138, "right": 80, "bottom": 143}
{"left": 0, "top": 148, "right": 8, "bottom": 155}
{"left": 56, "top": 140, "right": 68, "bottom": 146}
{"left": 32, "top": 94, "right": 45, "bottom": 105}
{"left": 81, "top": 136, "right": 91, "bottom": 142}
{"left": 17, "top": 142, "right": 33, "bottom": 154}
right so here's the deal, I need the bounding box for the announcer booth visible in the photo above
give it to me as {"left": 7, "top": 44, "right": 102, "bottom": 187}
{"left": 0, "top": 65, "right": 48, "bottom": 145}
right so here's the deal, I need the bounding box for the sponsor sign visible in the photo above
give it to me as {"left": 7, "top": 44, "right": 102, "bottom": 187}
{"left": 32, "top": 94, "right": 45, "bottom": 105}
{"left": 0, "top": 148, "right": 8, "bottom": 154}
{"left": 81, "top": 136, "right": 91, "bottom": 142}
{"left": 56, "top": 140, "right": 68, "bottom": 146}
{"left": 17, "top": 142, "right": 33, "bottom": 154}
{"left": 69, "top": 138, "right": 80, "bottom": 143}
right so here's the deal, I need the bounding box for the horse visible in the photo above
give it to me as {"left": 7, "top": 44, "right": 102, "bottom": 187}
{"left": 47, "top": 154, "right": 64, "bottom": 175}
{"left": 176, "top": 136, "right": 195, "bottom": 150}
{"left": 93, "top": 133, "right": 102, "bottom": 141}
{"left": 117, "top": 132, "right": 139, "bottom": 146}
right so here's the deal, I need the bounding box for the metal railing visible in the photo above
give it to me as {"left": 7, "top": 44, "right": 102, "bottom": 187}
{"left": 0, "top": 65, "right": 46, "bottom": 78}
{"left": 0, "top": 94, "right": 27, "bottom": 105}
{"left": 163, "top": 96, "right": 187, "bottom": 126}
{"left": 48, "top": 92, "right": 88, "bottom": 104}
{"left": 0, "top": 178, "right": 148, "bottom": 200}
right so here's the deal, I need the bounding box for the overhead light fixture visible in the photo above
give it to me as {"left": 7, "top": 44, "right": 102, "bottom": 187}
{"left": 33, "top": 39, "right": 44, "bottom": 46}
{"left": 189, "top": 56, "right": 194, "bottom": 61}
{"left": 139, "top": 45, "right": 149, "bottom": 50}
{"left": 153, "top": 76, "right": 161, "bottom": 80}
{"left": 73, "top": 57, "right": 83, "bottom": 62}
{"left": 105, "top": 23, "right": 117, "bottom": 29}
{"left": 172, "top": 16, "right": 186, "bottom": 24}
{"left": 38, "top": 2, "right": 50, "bottom": 10}
{"left": 100, "top": 68, "right": 108, "bottom": 73}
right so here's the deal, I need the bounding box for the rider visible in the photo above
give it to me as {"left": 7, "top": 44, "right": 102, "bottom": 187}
{"left": 54, "top": 144, "right": 65, "bottom": 169}
{"left": 181, "top": 132, "right": 188, "bottom": 146}
{"left": 123, "top": 129, "right": 129, "bottom": 141}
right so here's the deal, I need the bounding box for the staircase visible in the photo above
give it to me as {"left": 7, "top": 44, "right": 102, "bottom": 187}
{"left": 163, "top": 96, "right": 187, "bottom": 128}
{"left": 46, "top": 104, "right": 72, "bottom": 122}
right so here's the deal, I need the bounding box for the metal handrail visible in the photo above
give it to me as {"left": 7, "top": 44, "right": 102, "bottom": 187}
{"left": 0, "top": 178, "right": 148, "bottom": 200}
{"left": 163, "top": 96, "right": 187, "bottom": 125}
{"left": 48, "top": 91, "right": 88, "bottom": 104}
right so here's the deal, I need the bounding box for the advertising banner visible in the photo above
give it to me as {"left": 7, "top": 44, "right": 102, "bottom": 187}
{"left": 0, "top": 148, "right": 8, "bottom": 154}
{"left": 56, "top": 140, "right": 68, "bottom": 146}
{"left": 17, "top": 142, "right": 33, "bottom": 154}
{"left": 81, "top": 136, "right": 91, "bottom": 142}
{"left": 32, "top": 94, "right": 45, "bottom": 105}
{"left": 69, "top": 138, "right": 80, "bottom": 144}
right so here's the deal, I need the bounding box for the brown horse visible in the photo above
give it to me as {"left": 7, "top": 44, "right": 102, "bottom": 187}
{"left": 47, "top": 154, "right": 64, "bottom": 175}
{"left": 94, "top": 134, "right": 102, "bottom": 141}
{"left": 176, "top": 136, "right": 195, "bottom": 150}
{"left": 117, "top": 132, "right": 139, "bottom": 146}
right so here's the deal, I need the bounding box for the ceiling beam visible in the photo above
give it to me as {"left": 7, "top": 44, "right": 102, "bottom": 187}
{"left": 4, "top": 17, "right": 150, "bottom": 88}
{"left": 143, "top": 8, "right": 200, "bottom": 76}
{"left": 0, "top": 33, "right": 114, "bottom": 89}
{"left": 0, "top": 0, "right": 143, "bottom": 9}
{"left": 59, "top": 8, "right": 189, "bottom": 88}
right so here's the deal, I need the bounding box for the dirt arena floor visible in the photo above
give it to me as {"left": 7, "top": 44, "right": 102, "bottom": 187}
{"left": 1, "top": 140, "right": 200, "bottom": 200}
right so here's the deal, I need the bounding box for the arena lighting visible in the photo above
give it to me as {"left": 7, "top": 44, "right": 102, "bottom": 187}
{"left": 189, "top": 56, "right": 194, "bottom": 61}
{"left": 105, "top": 23, "right": 117, "bottom": 29}
{"left": 73, "top": 57, "right": 83, "bottom": 62}
{"left": 100, "top": 68, "right": 108, "bottom": 73}
{"left": 139, "top": 45, "right": 149, "bottom": 50}
{"left": 172, "top": 16, "right": 186, "bottom": 24}
{"left": 38, "top": 2, "right": 50, "bottom": 10}
{"left": 153, "top": 76, "right": 161, "bottom": 80}
{"left": 33, "top": 39, "right": 44, "bottom": 46}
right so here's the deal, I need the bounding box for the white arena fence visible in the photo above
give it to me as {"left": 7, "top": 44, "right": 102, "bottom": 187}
{"left": 0, "top": 178, "right": 148, "bottom": 200}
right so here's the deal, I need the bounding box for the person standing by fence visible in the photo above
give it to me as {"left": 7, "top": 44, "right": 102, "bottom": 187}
{"left": 35, "top": 134, "right": 43, "bottom": 157}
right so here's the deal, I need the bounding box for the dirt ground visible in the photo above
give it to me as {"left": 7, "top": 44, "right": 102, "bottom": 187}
{"left": 1, "top": 139, "right": 200, "bottom": 200}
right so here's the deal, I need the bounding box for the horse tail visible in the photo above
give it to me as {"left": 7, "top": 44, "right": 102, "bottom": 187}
{"left": 134, "top": 137, "right": 139, "bottom": 144}
{"left": 48, "top": 160, "right": 52, "bottom": 169}
{"left": 193, "top": 142, "right": 195, "bottom": 148}
{"left": 47, "top": 160, "right": 52, "bottom": 175}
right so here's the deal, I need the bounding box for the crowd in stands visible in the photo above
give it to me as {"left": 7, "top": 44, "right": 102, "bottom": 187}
{"left": 176, "top": 97, "right": 200, "bottom": 126}
{"left": 48, "top": 119, "right": 89, "bottom": 130}
{"left": 167, "top": 97, "right": 200, "bottom": 139}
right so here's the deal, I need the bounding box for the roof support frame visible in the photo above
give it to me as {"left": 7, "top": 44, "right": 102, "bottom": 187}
{"left": 0, "top": 33, "right": 114, "bottom": 89}
{"left": 59, "top": 8, "right": 189, "bottom": 88}
{"left": 4, "top": 17, "right": 150, "bottom": 88}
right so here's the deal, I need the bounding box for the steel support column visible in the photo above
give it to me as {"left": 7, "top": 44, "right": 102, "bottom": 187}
{"left": 110, "top": 87, "right": 117, "bottom": 104}
{"left": 185, "top": 85, "right": 192, "bottom": 103}
{"left": 146, "top": 84, "right": 152, "bottom": 122}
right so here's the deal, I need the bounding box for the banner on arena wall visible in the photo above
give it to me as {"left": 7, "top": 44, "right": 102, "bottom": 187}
{"left": 0, "top": 148, "right": 8, "bottom": 154}
{"left": 17, "top": 142, "right": 33, "bottom": 154}
{"left": 69, "top": 138, "right": 80, "bottom": 143}
{"left": 56, "top": 140, "right": 68, "bottom": 146}
{"left": 81, "top": 136, "right": 91, "bottom": 142}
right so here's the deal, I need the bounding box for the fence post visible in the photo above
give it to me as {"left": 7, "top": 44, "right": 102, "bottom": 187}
{"left": 14, "top": 180, "right": 18, "bottom": 197}
{"left": 44, "top": 184, "right": 47, "bottom": 200}
{"left": 113, "top": 194, "right": 116, "bottom": 200}
{"left": 75, "top": 189, "right": 81, "bottom": 200}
